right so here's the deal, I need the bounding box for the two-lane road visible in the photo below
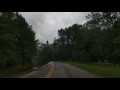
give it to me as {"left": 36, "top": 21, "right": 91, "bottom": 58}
{"left": 20, "top": 62, "right": 99, "bottom": 78}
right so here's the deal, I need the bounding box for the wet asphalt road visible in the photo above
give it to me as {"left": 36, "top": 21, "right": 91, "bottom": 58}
{"left": 19, "top": 62, "right": 99, "bottom": 78}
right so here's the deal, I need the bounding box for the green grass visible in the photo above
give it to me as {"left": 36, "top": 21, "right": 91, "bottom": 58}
{"left": 65, "top": 62, "right": 120, "bottom": 78}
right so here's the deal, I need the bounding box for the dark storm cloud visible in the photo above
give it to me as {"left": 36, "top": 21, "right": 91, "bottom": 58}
{"left": 20, "top": 12, "right": 89, "bottom": 43}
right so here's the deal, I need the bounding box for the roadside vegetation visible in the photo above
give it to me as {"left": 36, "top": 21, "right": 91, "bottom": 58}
{"left": 38, "top": 12, "right": 120, "bottom": 65}
{"left": 37, "top": 12, "right": 120, "bottom": 78}
{"left": 0, "top": 12, "right": 42, "bottom": 78}
{"left": 65, "top": 61, "right": 120, "bottom": 78}
{"left": 0, "top": 65, "right": 33, "bottom": 78}
{"left": 1, "top": 12, "right": 120, "bottom": 78}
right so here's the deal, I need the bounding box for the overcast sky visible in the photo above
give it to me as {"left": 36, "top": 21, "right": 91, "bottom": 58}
{"left": 20, "top": 12, "right": 89, "bottom": 43}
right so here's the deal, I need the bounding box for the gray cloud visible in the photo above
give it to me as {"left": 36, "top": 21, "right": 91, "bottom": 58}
{"left": 19, "top": 12, "right": 89, "bottom": 43}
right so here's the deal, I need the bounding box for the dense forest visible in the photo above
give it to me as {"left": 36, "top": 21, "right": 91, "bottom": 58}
{"left": 38, "top": 12, "right": 120, "bottom": 64}
{"left": 1, "top": 12, "right": 120, "bottom": 71}
{"left": 0, "top": 12, "right": 38, "bottom": 69}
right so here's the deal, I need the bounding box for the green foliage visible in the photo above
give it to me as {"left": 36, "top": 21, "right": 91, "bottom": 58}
{"left": 111, "top": 37, "right": 120, "bottom": 62}
{"left": 0, "top": 12, "right": 38, "bottom": 68}
{"left": 66, "top": 62, "right": 120, "bottom": 78}
{"left": 38, "top": 12, "right": 120, "bottom": 64}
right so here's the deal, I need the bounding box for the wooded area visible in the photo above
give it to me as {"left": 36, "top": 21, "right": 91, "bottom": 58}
{"left": 0, "top": 12, "right": 38, "bottom": 68}
{"left": 1, "top": 12, "right": 120, "bottom": 70}
{"left": 37, "top": 12, "right": 120, "bottom": 64}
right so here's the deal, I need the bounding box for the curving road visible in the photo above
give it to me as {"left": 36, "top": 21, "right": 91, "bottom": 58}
{"left": 19, "top": 62, "right": 99, "bottom": 78}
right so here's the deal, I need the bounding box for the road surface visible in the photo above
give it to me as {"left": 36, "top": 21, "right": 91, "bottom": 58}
{"left": 19, "top": 62, "right": 99, "bottom": 78}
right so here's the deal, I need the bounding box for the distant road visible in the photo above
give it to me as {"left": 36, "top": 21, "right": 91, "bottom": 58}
{"left": 19, "top": 62, "right": 99, "bottom": 78}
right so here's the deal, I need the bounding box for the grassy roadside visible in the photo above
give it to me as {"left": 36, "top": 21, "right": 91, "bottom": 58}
{"left": 7, "top": 69, "right": 33, "bottom": 78}
{"left": 65, "top": 62, "right": 120, "bottom": 78}
{"left": 0, "top": 62, "right": 47, "bottom": 78}
{"left": 0, "top": 65, "right": 33, "bottom": 78}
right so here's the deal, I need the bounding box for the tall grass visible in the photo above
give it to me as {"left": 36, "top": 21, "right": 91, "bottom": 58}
{"left": 65, "top": 62, "right": 120, "bottom": 78}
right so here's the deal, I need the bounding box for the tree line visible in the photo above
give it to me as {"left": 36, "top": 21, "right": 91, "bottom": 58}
{"left": 37, "top": 12, "right": 120, "bottom": 64}
{"left": 1, "top": 12, "right": 120, "bottom": 69}
{"left": 0, "top": 12, "right": 38, "bottom": 68}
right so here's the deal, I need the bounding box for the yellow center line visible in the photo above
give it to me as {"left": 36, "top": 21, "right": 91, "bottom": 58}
{"left": 45, "top": 64, "right": 54, "bottom": 78}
